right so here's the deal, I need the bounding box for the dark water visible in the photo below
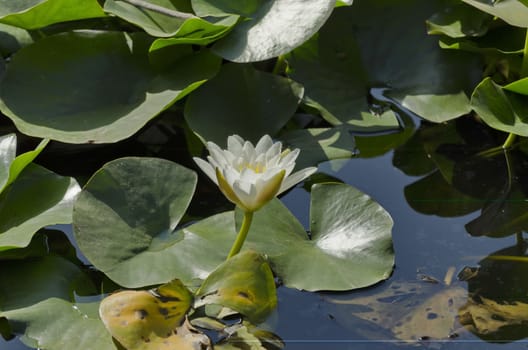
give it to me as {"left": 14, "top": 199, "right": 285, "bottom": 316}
{"left": 4, "top": 118, "right": 528, "bottom": 349}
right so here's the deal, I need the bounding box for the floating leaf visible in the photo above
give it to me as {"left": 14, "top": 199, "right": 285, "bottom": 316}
{"left": 207, "top": 0, "right": 335, "bottom": 62}
{"left": 470, "top": 77, "right": 528, "bottom": 136}
{"left": 99, "top": 280, "right": 195, "bottom": 350}
{"left": 281, "top": 126, "right": 356, "bottom": 169}
{"left": 1, "top": 299, "right": 116, "bottom": 350}
{"left": 150, "top": 15, "right": 239, "bottom": 49}
{"left": 504, "top": 77, "right": 528, "bottom": 95}
{"left": 195, "top": 250, "right": 277, "bottom": 323}
{"left": 104, "top": 0, "right": 193, "bottom": 37}
{"left": 462, "top": 0, "right": 528, "bottom": 28}
{"left": 0, "top": 31, "right": 221, "bottom": 143}
{"left": 0, "top": 163, "right": 80, "bottom": 251}
{"left": 73, "top": 157, "right": 199, "bottom": 288}
{"left": 287, "top": 0, "right": 480, "bottom": 124}
{"left": 0, "top": 23, "right": 33, "bottom": 57}
{"left": 426, "top": 3, "right": 492, "bottom": 38}
{"left": 0, "top": 255, "right": 96, "bottom": 311}
{"left": 0, "top": 0, "right": 105, "bottom": 29}
{"left": 185, "top": 63, "right": 303, "bottom": 145}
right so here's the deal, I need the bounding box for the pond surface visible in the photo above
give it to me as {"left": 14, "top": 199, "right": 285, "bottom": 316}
{"left": 3, "top": 117, "right": 528, "bottom": 349}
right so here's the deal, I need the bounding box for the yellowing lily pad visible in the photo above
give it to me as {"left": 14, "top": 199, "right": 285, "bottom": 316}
{"left": 99, "top": 280, "right": 194, "bottom": 349}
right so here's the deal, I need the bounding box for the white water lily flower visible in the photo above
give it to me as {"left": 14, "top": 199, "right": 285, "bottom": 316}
{"left": 194, "top": 134, "right": 317, "bottom": 212}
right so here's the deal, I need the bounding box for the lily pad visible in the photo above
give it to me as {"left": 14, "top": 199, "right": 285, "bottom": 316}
{"left": 0, "top": 0, "right": 105, "bottom": 29}
{"left": 104, "top": 0, "right": 192, "bottom": 37}
{"left": 0, "top": 133, "right": 49, "bottom": 193}
{"left": 0, "top": 163, "right": 80, "bottom": 251}
{"left": 195, "top": 250, "right": 277, "bottom": 323}
{"left": 287, "top": 0, "right": 481, "bottom": 124}
{"left": 1, "top": 299, "right": 116, "bottom": 350}
{"left": 74, "top": 163, "right": 393, "bottom": 291}
{"left": 281, "top": 126, "right": 356, "bottom": 169}
{"left": 426, "top": 2, "right": 492, "bottom": 38}
{"left": 185, "top": 63, "right": 303, "bottom": 145}
{"left": 73, "top": 157, "right": 200, "bottom": 288}
{"left": 470, "top": 77, "right": 528, "bottom": 136}
{"left": 462, "top": 0, "right": 528, "bottom": 28}
{"left": 149, "top": 15, "right": 239, "bottom": 49}
{"left": 205, "top": 0, "right": 335, "bottom": 62}
{"left": 99, "top": 280, "right": 196, "bottom": 350}
{"left": 0, "top": 23, "right": 33, "bottom": 57}
{"left": 0, "top": 31, "right": 221, "bottom": 143}
{"left": 0, "top": 255, "right": 95, "bottom": 311}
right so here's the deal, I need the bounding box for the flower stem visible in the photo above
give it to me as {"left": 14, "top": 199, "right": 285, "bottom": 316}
{"left": 227, "top": 211, "right": 254, "bottom": 259}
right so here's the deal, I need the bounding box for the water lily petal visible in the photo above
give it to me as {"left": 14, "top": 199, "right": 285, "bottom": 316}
{"left": 193, "top": 157, "right": 217, "bottom": 184}
{"left": 216, "top": 168, "right": 244, "bottom": 208}
{"left": 227, "top": 135, "right": 244, "bottom": 154}
{"left": 207, "top": 142, "right": 229, "bottom": 165}
{"left": 278, "top": 167, "right": 317, "bottom": 194}
{"left": 279, "top": 148, "right": 300, "bottom": 167}
{"left": 253, "top": 170, "right": 286, "bottom": 211}
{"left": 255, "top": 135, "right": 274, "bottom": 154}
{"left": 266, "top": 142, "right": 282, "bottom": 164}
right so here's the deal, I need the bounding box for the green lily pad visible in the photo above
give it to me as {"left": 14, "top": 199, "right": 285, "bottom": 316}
{"left": 426, "top": 2, "right": 492, "bottom": 38}
{"left": 74, "top": 162, "right": 393, "bottom": 291}
{"left": 470, "top": 77, "right": 528, "bottom": 136}
{"left": 462, "top": 0, "right": 528, "bottom": 28}
{"left": 1, "top": 299, "right": 116, "bottom": 349}
{"left": 0, "top": 0, "right": 105, "bottom": 29}
{"left": 195, "top": 250, "right": 277, "bottom": 323}
{"left": 204, "top": 0, "right": 335, "bottom": 62}
{"left": 0, "top": 163, "right": 80, "bottom": 251}
{"left": 150, "top": 15, "right": 239, "bottom": 49}
{"left": 504, "top": 77, "right": 528, "bottom": 95}
{"left": 73, "top": 157, "right": 199, "bottom": 288}
{"left": 287, "top": 0, "right": 480, "bottom": 124}
{"left": 191, "top": 0, "right": 264, "bottom": 17}
{"left": 99, "top": 280, "right": 195, "bottom": 350}
{"left": 238, "top": 183, "right": 394, "bottom": 291}
{"left": 0, "top": 23, "right": 33, "bottom": 57}
{"left": 281, "top": 126, "right": 356, "bottom": 169}
{"left": 0, "top": 31, "right": 221, "bottom": 143}
{"left": 185, "top": 63, "right": 303, "bottom": 145}
{"left": 0, "top": 255, "right": 96, "bottom": 311}
{"left": 104, "top": 0, "right": 196, "bottom": 38}
{"left": 0, "top": 133, "right": 49, "bottom": 193}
